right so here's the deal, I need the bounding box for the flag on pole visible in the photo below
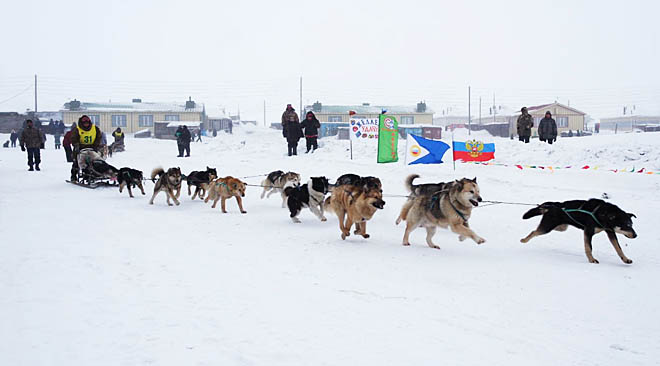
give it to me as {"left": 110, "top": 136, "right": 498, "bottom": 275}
{"left": 405, "top": 134, "right": 450, "bottom": 165}
{"left": 452, "top": 139, "right": 495, "bottom": 162}
{"left": 377, "top": 114, "right": 399, "bottom": 163}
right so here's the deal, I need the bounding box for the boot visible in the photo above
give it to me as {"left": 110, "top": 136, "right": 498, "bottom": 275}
{"left": 293, "top": 146, "right": 298, "bottom": 156}
{"left": 28, "top": 165, "right": 34, "bottom": 171}
{"left": 35, "top": 164, "right": 40, "bottom": 171}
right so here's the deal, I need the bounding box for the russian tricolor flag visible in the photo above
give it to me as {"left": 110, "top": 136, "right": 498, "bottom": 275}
{"left": 452, "top": 140, "right": 495, "bottom": 162}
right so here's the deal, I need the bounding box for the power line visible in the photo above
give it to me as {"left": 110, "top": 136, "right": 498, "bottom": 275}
{"left": 0, "top": 84, "right": 32, "bottom": 105}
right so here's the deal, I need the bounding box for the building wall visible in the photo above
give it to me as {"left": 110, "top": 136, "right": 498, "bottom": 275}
{"left": 314, "top": 113, "right": 433, "bottom": 125}
{"left": 62, "top": 111, "right": 203, "bottom": 134}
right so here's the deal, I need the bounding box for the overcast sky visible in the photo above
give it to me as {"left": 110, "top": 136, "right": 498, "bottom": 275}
{"left": 1, "top": 0, "right": 658, "bottom": 121}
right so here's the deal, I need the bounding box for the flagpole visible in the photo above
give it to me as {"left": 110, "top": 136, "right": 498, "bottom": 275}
{"left": 452, "top": 129, "right": 456, "bottom": 171}
{"left": 350, "top": 139, "right": 353, "bottom": 160}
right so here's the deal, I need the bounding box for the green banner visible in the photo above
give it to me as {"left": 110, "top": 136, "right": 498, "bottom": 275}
{"left": 377, "top": 114, "right": 399, "bottom": 163}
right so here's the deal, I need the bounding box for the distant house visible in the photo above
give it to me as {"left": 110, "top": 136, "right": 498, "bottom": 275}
{"left": 305, "top": 101, "right": 433, "bottom": 125}
{"left": 599, "top": 115, "right": 660, "bottom": 132}
{"left": 472, "top": 102, "right": 586, "bottom": 137}
{"left": 60, "top": 98, "right": 206, "bottom": 134}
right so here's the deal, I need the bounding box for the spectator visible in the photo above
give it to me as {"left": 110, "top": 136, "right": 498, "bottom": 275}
{"left": 10, "top": 129, "right": 18, "bottom": 147}
{"left": 538, "top": 111, "right": 558, "bottom": 145}
{"left": 301, "top": 111, "right": 321, "bottom": 153}
{"left": 196, "top": 129, "right": 202, "bottom": 142}
{"left": 19, "top": 119, "right": 44, "bottom": 171}
{"left": 175, "top": 125, "right": 191, "bottom": 157}
{"left": 281, "top": 104, "right": 301, "bottom": 156}
{"left": 54, "top": 132, "right": 61, "bottom": 150}
{"left": 63, "top": 123, "right": 75, "bottom": 162}
{"left": 516, "top": 107, "right": 533, "bottom": 143}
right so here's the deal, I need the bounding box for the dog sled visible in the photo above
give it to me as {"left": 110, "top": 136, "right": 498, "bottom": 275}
{"left": 108, "top": 141, "right": 125, "bottom": 157}
{"left": 66, "top": 148, "right": 119, "bottom": 189}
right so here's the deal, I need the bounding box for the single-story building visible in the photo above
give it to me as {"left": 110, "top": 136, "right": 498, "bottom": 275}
{"left": 473, "top": 102, "right": 586, "bottom": 137}
{"left": 154, "top": 121, "right": 203, "bottom": 140}
{"left": 599, "top": 115, "right": 660, "bottom": 132}
{"left": 304, "top": 101, "right": 434, "bottom": 125}
{"left": 60, "top": 98, "right": 206, "bottom": 134}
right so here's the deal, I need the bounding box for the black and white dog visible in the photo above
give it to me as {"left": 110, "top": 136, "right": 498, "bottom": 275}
{"left": 284, "top": 176, "right": 331, "bottom": 223}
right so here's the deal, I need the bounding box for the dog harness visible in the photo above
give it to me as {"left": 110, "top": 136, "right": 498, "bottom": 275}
{"left": 562, "top": 205, "right": 606, "bottom": 230}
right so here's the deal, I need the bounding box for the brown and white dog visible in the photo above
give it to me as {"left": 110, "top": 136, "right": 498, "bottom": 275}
{"left": 397, "top": 177, "right": 484, "bottom": 249}
{"left": 205, "top": 176, "right": 247, "bottom": 213}
{"left": 324, "top": 182, "right": 385, "bottom": 240}
{"left": 149, "top": 167, "right": 183, "bottom": 206}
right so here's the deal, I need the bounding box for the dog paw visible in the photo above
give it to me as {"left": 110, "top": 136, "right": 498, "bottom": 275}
{"left": 362, "top": 234, "right": 370, "bottom": 239}
{"left": 222, "top": 210, "right": 228, "bottom": 213}
{"left": 241, "top": 211, "right": 247, "bottom": 214}
{"left": 395, "top": 218, "right": 401, "bottom": 225}
{"left": 402, "top": 242, "right": 411, "bottom": 246}
{"left": 321, "top": 217, "right": 327, "bottom": 222}
{"left": 175, "top": 202, "right": 180, "bottom": 206}
{"left": 429, "top": 244, "right": 440, "bottom": 249}
{"left": 459, "top": 235, "right": 466, "bottom": 242}
{"left": 476, "top": 237, "right": 486, "bottom": 244}
{"left": 589, "top": 258, "right": 600, "bottom": 264}
{"left": 341, "top": 233, "right": 346, "bottom": 240}
{"left": 623, "top": 258, "right": 633, "bottom": 264}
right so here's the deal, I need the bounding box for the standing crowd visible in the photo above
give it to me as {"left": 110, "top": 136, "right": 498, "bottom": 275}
{"left": 281, "top": 104, "right": 321, "bottom": 156}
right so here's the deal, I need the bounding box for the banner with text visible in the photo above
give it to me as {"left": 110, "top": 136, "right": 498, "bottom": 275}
{"left": 349, "top": 118, "right": 380, "bottom": 141}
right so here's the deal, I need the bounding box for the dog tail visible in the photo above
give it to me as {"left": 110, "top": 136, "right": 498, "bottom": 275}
{"left": 151, "top": 167, "right": 164, "bottom": 183}
{"left": 522, "top": 203, "right": 554, "bottom": 219}
{"left": 404, "top": 174, "right": 420, "bottom": 193}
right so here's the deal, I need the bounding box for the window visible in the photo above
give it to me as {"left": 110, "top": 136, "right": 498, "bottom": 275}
{"left": 557, "top": 117, "right": 568, "bottom": 128}
{"left": 328, "top": 115, "right": 343, "bottom": 122}
{"left": 138, "top": 114, "right": 154, "bottom": 127}
{"left": 400, "top": 115, "right": 414, "bottom": 124}
{"left": 165, "top": 114, "right": 180, "bottom": 121}
{"left": 111, "top": 115, "right": 127, "bottom": 127}
{"left": 89, "top": 115, "right": 100, "bottom": 124}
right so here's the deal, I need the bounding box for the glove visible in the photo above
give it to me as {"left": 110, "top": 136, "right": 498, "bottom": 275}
{"left": 21, "top": 146, "right": 26, "bottom": 151}
{"left": 40, "top": 143, "right": 45, "bottom": 149}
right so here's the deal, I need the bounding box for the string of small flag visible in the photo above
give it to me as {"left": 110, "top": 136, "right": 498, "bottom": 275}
{"left": 463, "top": 161, "right": 660, "bottom": 175}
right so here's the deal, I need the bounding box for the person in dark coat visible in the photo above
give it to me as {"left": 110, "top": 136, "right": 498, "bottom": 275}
{"left": 10, "top": 129, "right": 18, "bottom": 147}
{"left": 283, "top": 116, "right": 303, "bottom": 156}
{"left": 301, "top": 111, "right": 321, "bottom": 153}
{"left": 538, "top": 111, "right": 558, "bottom": 144}
{"left": 175, "top": 125, "right": 192, "bottom": 157}
{"left": 63, "top": 123, "right": 75, "bottom": 162}
{"left": 516, "top": 107, "right": 533, "bottom": 143}
{"left": 19, "top": 120, "right": 44, "bottom": 171}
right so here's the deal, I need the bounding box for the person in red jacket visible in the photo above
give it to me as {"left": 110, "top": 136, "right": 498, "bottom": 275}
{"left": 62, "top": 123, "right": 76, "bottom": 162}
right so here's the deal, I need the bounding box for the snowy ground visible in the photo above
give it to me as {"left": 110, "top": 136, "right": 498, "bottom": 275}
{"left": 1, "top": 128, "right": 659, "bottom": 365}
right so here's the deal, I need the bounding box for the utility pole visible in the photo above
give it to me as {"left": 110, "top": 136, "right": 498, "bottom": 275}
{"left": 479, "top": 97, "right": 481, "bottom": 126}
{"left": 468, "top": 86, "right": 471, "bottom": 135}
{"left": 34, "top": 74, "right": 38, "bottom": 113}
{"left": 299, "top": 76, "right": 303, "bottom": 116}
{"left": 263, "top": 100, "right": 266, "bottom": 127}
{"left": 493, "top": 94, "right": 496, "bottom": 124}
